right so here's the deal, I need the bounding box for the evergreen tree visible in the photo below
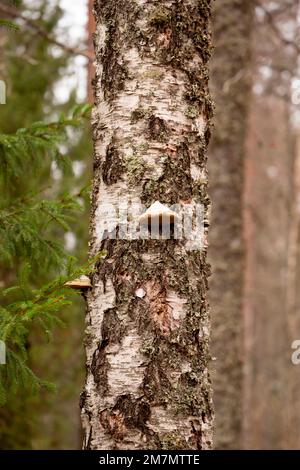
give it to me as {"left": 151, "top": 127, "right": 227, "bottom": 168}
{"left": 0, "top": 0, "right": 94, "bottom": 449}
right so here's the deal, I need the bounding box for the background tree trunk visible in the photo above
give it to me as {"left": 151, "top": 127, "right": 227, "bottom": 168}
{"left": 208, "top": 0, "right": 254, "bottom": 449}
{"left": 81, "top": 0, "right": 214, "bottom": 450}
{"left": 242, "top": 0, "right": 300, "bottom": 449}
{"left": 243, "top": 95, "right": 296, "bottom": 449}
{"left": 87, "top": 0, "right": 95, "bottom": 103}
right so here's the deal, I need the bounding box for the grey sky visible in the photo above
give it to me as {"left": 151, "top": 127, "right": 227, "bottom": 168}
{"left": 54, "top": 0, "right": 88, "bottom": 103}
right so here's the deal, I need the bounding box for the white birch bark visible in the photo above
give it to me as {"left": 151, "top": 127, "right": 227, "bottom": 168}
{"left": 81, "top": 0, "right": 214, "bottom": 450}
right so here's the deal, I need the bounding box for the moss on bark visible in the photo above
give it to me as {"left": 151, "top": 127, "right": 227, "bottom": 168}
{"left": 82, "top": 0, "right": 214, "bottom": 450}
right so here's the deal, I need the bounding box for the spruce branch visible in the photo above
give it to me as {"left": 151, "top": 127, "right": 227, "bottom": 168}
{"left": 0, "top": 252, "right": 106, "bottom": 403}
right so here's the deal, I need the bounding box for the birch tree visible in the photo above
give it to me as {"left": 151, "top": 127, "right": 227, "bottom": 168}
{"left": 81, "top": 0, "right": 214, "bottom": 450}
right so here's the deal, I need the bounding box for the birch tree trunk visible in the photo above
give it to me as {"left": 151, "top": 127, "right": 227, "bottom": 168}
{"left": 81, "top": 0, "right": 214, "bottom": 450}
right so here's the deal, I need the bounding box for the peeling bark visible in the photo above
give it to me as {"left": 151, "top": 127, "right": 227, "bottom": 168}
{"left": 82, "top": 0, "right": 213, "bottom": 450}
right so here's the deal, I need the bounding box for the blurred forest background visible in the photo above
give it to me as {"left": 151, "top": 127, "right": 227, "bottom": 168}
{"left": 1, "top": 0, "right": 300, "bottom": 449}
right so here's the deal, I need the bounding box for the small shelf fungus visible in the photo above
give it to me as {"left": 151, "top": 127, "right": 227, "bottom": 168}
{"left": 65, "top": 275, "right": 92, "bottom": 290}
{"left": 139, "top": 201, "right": 179, "bottom": 239}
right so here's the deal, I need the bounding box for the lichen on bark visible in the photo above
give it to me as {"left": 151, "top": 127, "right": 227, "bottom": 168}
{"left": 82, "top": 0, "right": 214, "bottom": 450}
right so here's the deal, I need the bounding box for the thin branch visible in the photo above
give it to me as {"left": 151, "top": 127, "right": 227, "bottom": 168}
{"left": 0, "top": 2, "right": 93, "bottom": 60}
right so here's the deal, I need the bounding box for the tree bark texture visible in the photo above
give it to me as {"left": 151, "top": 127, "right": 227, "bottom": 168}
{"left": 208, "top": 0, "right": 253, "bottom": 449}
{"left": 81, "top": 0, "right": 214, "bottom": 450}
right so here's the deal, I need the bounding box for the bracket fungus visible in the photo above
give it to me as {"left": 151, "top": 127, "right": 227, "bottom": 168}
{"left": 65, "top": 275, "right": 92, "bottom": 290}
{"left": 139, "top": 201, "right": 179, "bottom": 239}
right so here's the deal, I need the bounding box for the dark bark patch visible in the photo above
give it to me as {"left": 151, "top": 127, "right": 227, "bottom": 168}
{"left": 101, "top": 308, "right": 124, "bottom": 345}
{"left": 190, "top": 419, "right": 203, "bottom": 450}
{"left": 147, "top": 115, "right": 169, "bottom": 142}
{"left": 149, "top": 6, "right": 170, "bottom": 28}
{"left": 79, "top": 390, "right": 87, "bottom": 410}
{"left": 95, "top": 4, "right": 128, "bottom": 101}
{"left": 94, "top": 0, "right": 141, "bottom": 101}
{"left": 99, "top": 394, "right": 151, "bottom": 440}
{"left": 102, "top": 143, "right": 124, "bottom": 185}
{"left": 131, "top": 107, "right": 150, "bottom": 123}
{"left": 114, "top": 395, "right": 151, "bottom": 433}
{"left": 101, "top": 26, "right": 129, "bottom": 101}
{"left": 184, "top": 68, "right": 214, "bottom": 120}
{"left": 91, "top": 342, "right": 109, "bottom": 394}
{"left": 143, "top": 362, "right": 172, "bottom": 403}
